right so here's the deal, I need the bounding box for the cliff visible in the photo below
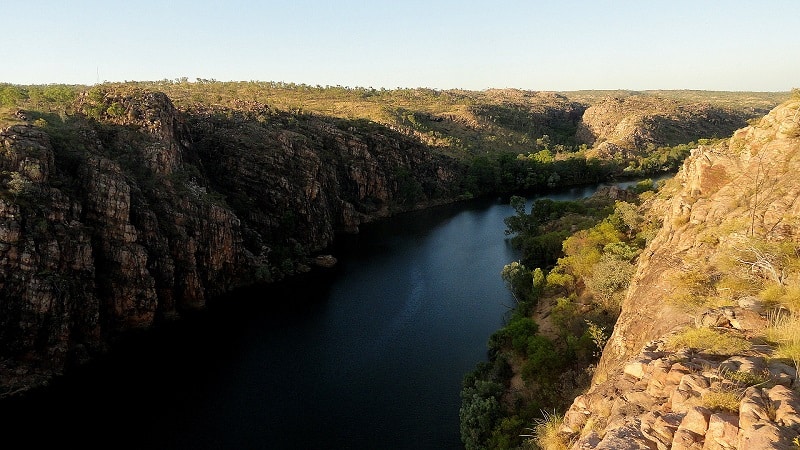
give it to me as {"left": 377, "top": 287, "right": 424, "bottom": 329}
{"left": 560, "top": 96, "right": 800, "bottom": 448}
{"left": 0, "top": 86, "right": 463, "bottom": 395}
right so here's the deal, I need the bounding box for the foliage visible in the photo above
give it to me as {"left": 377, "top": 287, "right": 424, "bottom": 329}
{"left": 502, "top": 261, "right": 534, "bottom": 303}
{"left": 583, "top": 254, "right": 635, "bottom": 308}
{"left": 585, "top": 320, "right": 609, "bottom": 357}
{"left": 520, "top": 335, "right": 563, "bottom": 382}
{"left": 500, "top": 315, "right": 540, "bottom": 355}
{"left": 621, "top": 141, "right": 705, "bottom": 176}
{"left": 460, "top": 364, "right": 507, "bottom": 450}
{"left": 717, "top": 366, "right": 770, "bottom": 387}
{"left": 486, "top": 416, "right": 527, "bottom": 450}
{"left": 765, "top": 311, "right": 800, "bottom": 377}
{"left": 394, "top": 167, "right": 424, "bottom": 205}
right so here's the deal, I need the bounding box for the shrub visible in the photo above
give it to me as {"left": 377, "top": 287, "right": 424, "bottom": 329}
{"left": 718, "top": 367, "right": 770, "bottom": 387}
{"left": 545, "top": 267, "right": 575, "bottom": 293}
{"left": 550, "top": 295, "right": 579, "bottom": 333}
{"left": 505, "top": 316, "right": 540, "bottom": 355}
{"left": 521, "top": 335, "right": 563, "bottom": 383}
{"left": 486, "top": 416, "right": 526, "bottom": 450}
{"left": 502, "top": 261, "right": 534, "bottom": 302}
{"left": 584, "top": 255, "right": 635, "bottom": 305}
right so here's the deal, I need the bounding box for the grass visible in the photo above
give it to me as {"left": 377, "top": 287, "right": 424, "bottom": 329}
{"left": 718, "top": 367, "right": 770, "bottom": 387}
{"left": 531, "top": 410, "right": 571, "bottom": 450}
{"left": 701, "top": 386, "right": 742, "bottom": 413}
{"left": 760, "top": 284, "right": 800, "bottom": 311}
{"left": 665, "top": 327, "right": 752, "bottom": 355}
{"left": 765, "top": 311, "right": 800, "bottom": 378}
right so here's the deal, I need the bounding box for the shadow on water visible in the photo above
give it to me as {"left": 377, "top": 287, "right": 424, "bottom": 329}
{"left": 0, "top": 273, "right": 341, "bottom": 449}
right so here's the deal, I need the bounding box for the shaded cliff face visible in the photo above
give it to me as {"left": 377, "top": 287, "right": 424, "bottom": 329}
{"left": 184, "top": 100, "right": 463, "bottom": 255}
{"left": 0, "top": 87, "right": 464, "bottom": 395}
{"left": 561, "top": 97, "right": 800, "bottom": 449}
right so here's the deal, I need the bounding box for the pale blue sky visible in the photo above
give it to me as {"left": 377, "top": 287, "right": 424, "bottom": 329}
{"left": 4, "top": 0, "right": 798, "bottom": 91}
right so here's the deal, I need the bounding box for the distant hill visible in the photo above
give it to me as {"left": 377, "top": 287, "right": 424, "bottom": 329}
{"left": 3, "top": 82, "right": 787, "bottom": 161}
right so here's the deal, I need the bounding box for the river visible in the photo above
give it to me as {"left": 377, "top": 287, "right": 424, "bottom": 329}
{"left": 0, "top": 180, "right": 656, "bottom": 449}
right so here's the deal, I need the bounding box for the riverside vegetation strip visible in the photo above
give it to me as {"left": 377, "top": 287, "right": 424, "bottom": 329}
{"left": 0, "top": 82, "right": 793, "bottom": 425}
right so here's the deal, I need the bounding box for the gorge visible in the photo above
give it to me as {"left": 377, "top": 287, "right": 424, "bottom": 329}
{"left": 0, "top": 82, "right": 795, "bottom": 449}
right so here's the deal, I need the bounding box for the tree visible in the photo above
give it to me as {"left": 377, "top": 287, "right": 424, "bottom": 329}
{"left": 460, "top": 377, "right": 504, "bottom": 450}
{"left": 0, "top": 84, "right": 25, "bottom": 107}
{"left": 584, "top": 254, "right": 635, "bottom": 306}
{"left": 503, "top": 196, "right": 533, "bottom": 235}
{"left": 501, "top": 261, "right": 533, "bottom": 302}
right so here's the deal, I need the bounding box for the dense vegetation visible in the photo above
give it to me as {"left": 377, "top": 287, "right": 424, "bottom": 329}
{"left": 460, "top": 180, "right": 662, "bottom": 450}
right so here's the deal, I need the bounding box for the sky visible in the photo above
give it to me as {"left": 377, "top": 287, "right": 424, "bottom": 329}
{"left": 3, "top": 0, "right": 799, "bottom": 91}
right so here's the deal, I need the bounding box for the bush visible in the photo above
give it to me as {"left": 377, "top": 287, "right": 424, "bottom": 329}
{"left": 460, "top": 376, "right": 505, "bottom": 450}
{"left": 486, "top": 416, "right": 526, "bottom": 450}
{"left": 502, "top": 261, "right": 534, "bottom": 302}
{"left": 521, "top": 335, "right": 563, "bottom": 383}
{"left": 505, "top": 316, "right": 539, "bottom": 355}
{"left": 584, "top": 255, "right": 635, "bottom": 305}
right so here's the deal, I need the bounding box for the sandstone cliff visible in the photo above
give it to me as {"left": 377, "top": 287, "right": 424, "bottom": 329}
{"left": 0, "top": 86, "right": 463, "bottom": 395}
{"left": 560, "top": 96, "right": 800, "bottom": 449}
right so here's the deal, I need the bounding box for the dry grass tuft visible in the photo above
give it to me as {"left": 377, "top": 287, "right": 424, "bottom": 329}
{"left": 531, "top": 410, "right": 571, "bottom": 450}
{"left": 665, "top": 327, "right": 751, "bottom": 355}
{"left": 702, "top": 387, "right": 743, "bottom": 412}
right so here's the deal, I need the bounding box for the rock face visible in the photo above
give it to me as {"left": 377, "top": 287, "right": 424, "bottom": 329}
{"left": 577, "top": 95, "right": 754, "bottom": 157}
{"left": 560, "top": 97, "right": 800, "bottom": 448}
{"left": 0, "top": 87, "right": 463, "bottom": 395}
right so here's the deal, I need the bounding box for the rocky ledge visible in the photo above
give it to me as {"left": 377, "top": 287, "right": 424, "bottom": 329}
{"left": 564, "top": 324, "right": 799, "bottom": 449}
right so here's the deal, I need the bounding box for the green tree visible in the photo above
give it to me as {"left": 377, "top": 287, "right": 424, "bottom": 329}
{"left": 0, "top": 84, "right": 25, "bottom": 107}
{"left": 460, "top": 377, "right": 504, "bottom": 450}
{"left": 584, "top": 254, "right": 635, "bottom": 306}
{"left": 501, "top": 261, "right": 533, "bottom": 302}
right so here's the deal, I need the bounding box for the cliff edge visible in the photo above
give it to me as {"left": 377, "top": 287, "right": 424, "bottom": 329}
{"left": 560, "top": 96, "right": 800, "bottom": 448}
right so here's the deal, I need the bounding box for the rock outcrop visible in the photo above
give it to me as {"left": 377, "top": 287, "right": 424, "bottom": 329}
{"left": 560, "top": 96, "right": 800, "bottom": 448}
{"left": 0, "top": 86, "right": 464, "bottom": 395}
{"left": 577, "top": 95, "right": 754, "bottom": 157}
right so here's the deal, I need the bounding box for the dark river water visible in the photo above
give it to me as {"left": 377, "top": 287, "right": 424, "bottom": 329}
{"left": 1, "top": 180, "right": 652, "bottom": 449}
